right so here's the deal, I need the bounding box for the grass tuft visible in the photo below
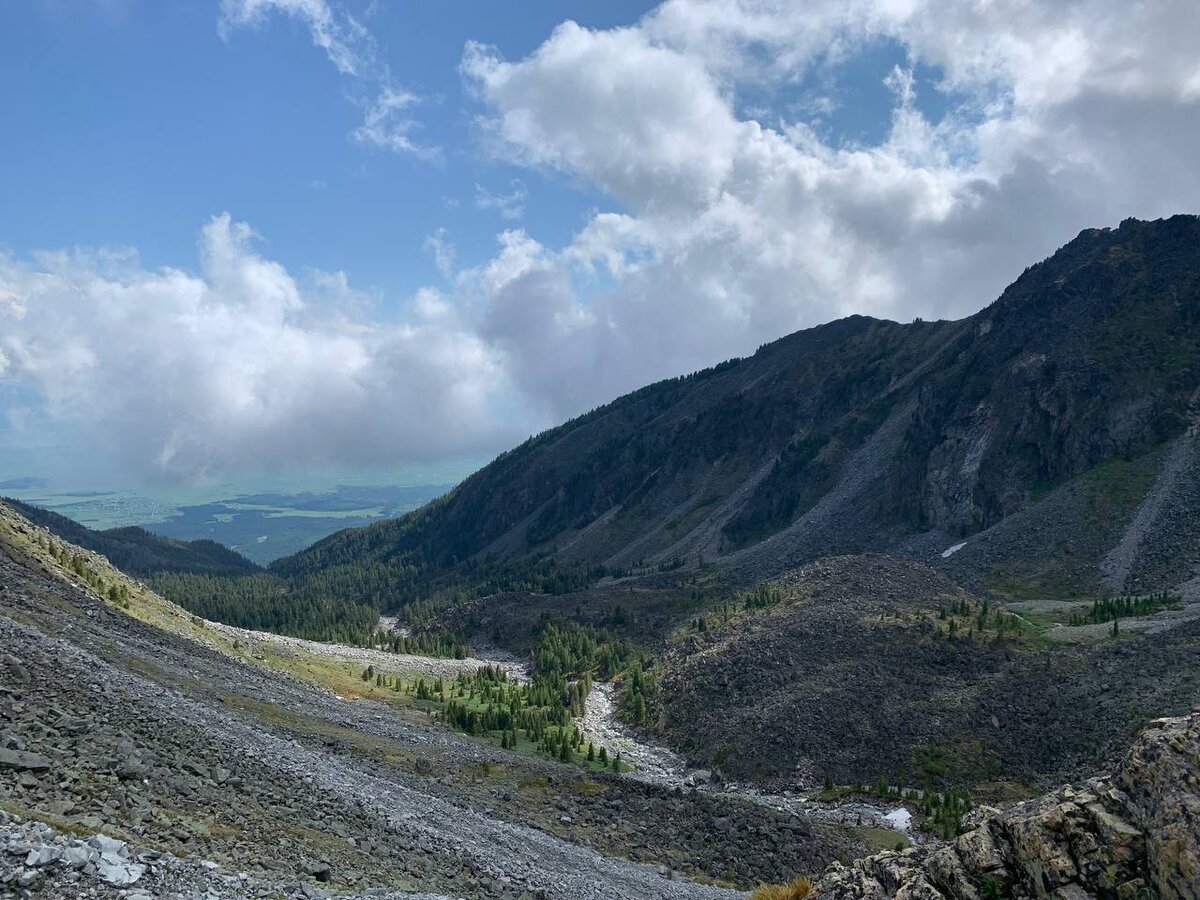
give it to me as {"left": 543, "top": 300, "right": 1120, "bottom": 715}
{"left": 750, "top": 875, "right": 813, "bottom": 900}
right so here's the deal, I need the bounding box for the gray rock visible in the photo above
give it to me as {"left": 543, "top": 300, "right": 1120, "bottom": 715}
{"left": 305, "top": 860, "right": 332, "bottom": 882}
{"left": 182, "top": 759, "right": 211, "bottom": 779}
{"left": 0, "top": 748, "right": 52, "bottom": 771}
{"left": 25, "top": 844, "right": 61, "bottom": 866}
{"left": 88, "top": 833, "right": 126, "bottom": 856}
{"left": 98, "top": 858, "right": 146, "bottom": 886}
{"left": 2, "top": 653, "right": 30, "bottom": 683}
{"left": 17, "top": 867, "right": 40, "bottom": 887}
{"left": 62, "top": 844, "right": 91, "bottom": 868}
{"left": 814, "top": 711, "right": 1200, "bottom": 899}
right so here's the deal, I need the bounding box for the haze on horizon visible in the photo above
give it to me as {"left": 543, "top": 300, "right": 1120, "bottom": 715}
{"left": 2, "top": 0, "right": 1200, "bottom": 489}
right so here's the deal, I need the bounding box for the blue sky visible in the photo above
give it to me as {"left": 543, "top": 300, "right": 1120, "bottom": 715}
{"left": 0, "top": 0, "right": 945, "bottom": 301}
{"left": 1, "top": 0, "right": 1197, "bottom": 490}
{"left": 1, "top": 1, "right": 654, "bottom": 301}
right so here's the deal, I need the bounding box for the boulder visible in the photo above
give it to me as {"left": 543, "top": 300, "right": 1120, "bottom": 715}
{"left": 98, "top": 858, "right": 146, "bottom": 886}
{"left": 0, "top": 749, "right": 52, "bottom": 772}
{"left": 815, "top": 711, "right": 1200, "bottom": 899}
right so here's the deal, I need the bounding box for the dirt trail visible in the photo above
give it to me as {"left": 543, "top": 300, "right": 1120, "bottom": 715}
{"left": 201, "top": 617, "right": 529, "bottom": 683}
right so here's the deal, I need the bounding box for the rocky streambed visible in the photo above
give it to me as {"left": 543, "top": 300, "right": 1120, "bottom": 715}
{"left": 577, "top": 683, "right": 920, "bottom": 843}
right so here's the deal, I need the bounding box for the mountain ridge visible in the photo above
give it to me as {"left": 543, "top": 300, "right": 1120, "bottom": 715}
{"left": 2, "top": 497, "right": 261, "bottom": 578}
{"left": 270, "top": 215, "right": 1200, "bottom": 605}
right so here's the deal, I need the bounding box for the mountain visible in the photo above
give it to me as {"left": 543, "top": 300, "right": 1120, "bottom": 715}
{"left": 3, "top": 497, "right": 260, "bottom": 578}
{"left": 0, "top": 477, "right": 48, "bottom": 490}
{"left": 4, "top": 218, "right": 1200, "bottom": 898}
{"left": 237, "top": 216, "right": 1200, "bottom": 798}
{"left": 277, "top": 215, "right": 1200, "bottom": 604}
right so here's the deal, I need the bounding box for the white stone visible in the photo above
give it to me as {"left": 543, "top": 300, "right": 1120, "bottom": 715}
{"left": 98, "top": 859, "right": 146, "bottom": 886}
{"left": 88, "top": 833, "right": 126, "bottom": 856}
{"left": 25, "top": 844, "right": 61, "bottom": 866}
{"left": 62, "top": 845, "right": 91, "bottom": 868}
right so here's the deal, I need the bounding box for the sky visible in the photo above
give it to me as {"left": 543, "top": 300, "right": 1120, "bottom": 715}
{"left": 1, "top": 0, "right": 1199, "bottom": 490}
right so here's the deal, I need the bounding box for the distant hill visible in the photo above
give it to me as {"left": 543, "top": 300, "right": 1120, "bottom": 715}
{"left": 2, "top": 498, "right": 261, "bottom": 578}
{"left": 0, "top": 477, "right": 49, "bottom": 490}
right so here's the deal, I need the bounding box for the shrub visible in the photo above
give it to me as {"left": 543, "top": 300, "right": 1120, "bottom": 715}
{"left": 750, "top": 875, "right": 813, "bottom": 900}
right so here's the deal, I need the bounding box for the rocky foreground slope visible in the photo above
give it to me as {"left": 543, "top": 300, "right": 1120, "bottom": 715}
{"left": 0, "top": 501, "right": 855, "bottom": 898}
{"left": 816, "top": 709, "right": 1200, "bottom": 899}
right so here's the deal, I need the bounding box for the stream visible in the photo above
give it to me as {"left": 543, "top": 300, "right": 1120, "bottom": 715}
{"left": 577, "top": 683, "right": 921, "bottom": 843}
{"left": 463, "top": 638, "right": 921, "bottom": 844}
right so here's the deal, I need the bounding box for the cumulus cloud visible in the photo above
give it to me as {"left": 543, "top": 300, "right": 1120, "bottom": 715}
{"left": 9, "top": 0, "right": 1200, "bottom": 481}
{"left": 457, "top": 0, "right": 1200, "bottom": 418}
{"left": 219, "top": 0, "right": 436, "bottom": 158}
{"left": 0, "top": 215, "right": 518, "bottom": 480}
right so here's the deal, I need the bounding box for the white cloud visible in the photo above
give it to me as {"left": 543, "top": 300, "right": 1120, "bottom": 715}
{"left": 475, "top": 180, "right": 528, "bottom": 220}
{"left": 0, "top": 215, "right": 519, "bottom": 480}
{"left": 455, "top": 0, "right": 1200, "bottom": 418}
{"left": 352, "top": 86, "right": 436, "bottom": 160}
{"left": 219, "top": 0, "right": 437, "bottom": 159}
{"left": 9, "top": 0, "right": 1200, "bottom": 481}
{"left": 424, "top": 228, "right": 457, "bottom": 280}
{"left": 218, "top": 0, "right": 369, "bottom": 75}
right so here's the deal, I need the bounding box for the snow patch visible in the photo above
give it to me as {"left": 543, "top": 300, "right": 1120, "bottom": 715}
{"left": 883, "top": 808, "right": 913, "bottom": 832}
{"left": 941, "top": 541, "right": 967, "bottom": 559}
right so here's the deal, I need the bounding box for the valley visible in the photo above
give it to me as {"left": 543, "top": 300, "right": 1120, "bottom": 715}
{"left": 4, "top": 218, "right": 1200, "bottom": 898}
{"left": 0, "top": 502, "right": 866, "bottom": 897}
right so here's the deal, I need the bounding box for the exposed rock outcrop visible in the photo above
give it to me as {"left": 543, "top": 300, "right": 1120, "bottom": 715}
{"left": 816, "top": 710, "right": 1200, "bottom": 898}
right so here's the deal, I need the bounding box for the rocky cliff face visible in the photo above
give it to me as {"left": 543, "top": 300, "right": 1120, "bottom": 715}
{"left": 815, "top": 710, "right": 1200, "bottom": 899}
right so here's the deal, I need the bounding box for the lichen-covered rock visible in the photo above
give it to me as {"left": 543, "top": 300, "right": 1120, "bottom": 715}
{"left": 1117, "top": 716, "right": 1200, "bottom": 899}
{"left": 815, "top": 711, "right": 1200, "bottom": 899}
